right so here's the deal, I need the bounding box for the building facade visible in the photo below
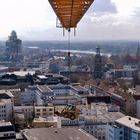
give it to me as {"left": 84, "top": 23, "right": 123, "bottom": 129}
{"left": 94, "top": 46, "right": 102, "bottom": 79}
{"left": 0, "top": 121, "right": 16, "bottom": 140}
{"left": 107, "top": 116, "right": 140, "bottom": 140}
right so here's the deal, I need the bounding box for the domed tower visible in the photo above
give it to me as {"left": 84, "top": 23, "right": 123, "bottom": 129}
{"left": 5, "top": 30, "right": 22, "bottom": 62}
{"left": 94, "top": 46, "right": 102, "bottom": 79}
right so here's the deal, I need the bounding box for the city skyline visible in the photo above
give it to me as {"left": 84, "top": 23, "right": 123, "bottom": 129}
{"left": 0, "top": 0, "right": 140, "bottom": 41}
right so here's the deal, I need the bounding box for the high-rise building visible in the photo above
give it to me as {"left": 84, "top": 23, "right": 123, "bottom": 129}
{"left": 5, "top": 30, "right": 22, "bottom": 62}
{"left": 94, "top": 46, "right": 102, "bottom": 79}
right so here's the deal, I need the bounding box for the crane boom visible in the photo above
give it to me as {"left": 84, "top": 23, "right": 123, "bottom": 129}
{"left": 48, "top": 0, "right": 94, "bottom": 29}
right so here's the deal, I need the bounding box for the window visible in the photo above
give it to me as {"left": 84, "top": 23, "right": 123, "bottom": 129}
{"left": 36, "top": 109, "right": 40, "bottom": 112}
{"left": 36, "top": 113, "right": 40, "bottom": 116}
{"left": 120, "top": 131, "right": 123, "bottom": 134}
{"left": 43, "top": 109, "right": 46, "bottom": 111}
{"left": 49, "top": 108, "right": 53, "bottom": 111}
{"left": 4, "top": 133, "right": 8, "bottom": 137}
{"left": 120, "top": 137, "right": 123, "bottom": 140}
{"left": 90, "top": 126, "right": 93, "bottom": 129}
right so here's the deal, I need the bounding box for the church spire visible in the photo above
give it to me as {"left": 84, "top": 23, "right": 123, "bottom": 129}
{"left": 136, "top": 42, "right": 140, "bottom": 63}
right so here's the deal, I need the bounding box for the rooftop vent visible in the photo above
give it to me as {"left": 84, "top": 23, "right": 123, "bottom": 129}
{"left": 54, "top": 130, "right": 58, "bottom": 134}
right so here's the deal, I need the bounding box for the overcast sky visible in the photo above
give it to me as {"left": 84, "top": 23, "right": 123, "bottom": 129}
{"left": 0, "top": 0, "right": 140, "bottom": 41}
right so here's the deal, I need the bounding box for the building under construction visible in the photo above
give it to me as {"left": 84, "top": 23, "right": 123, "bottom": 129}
{"left": 5, "top": 31, "right": 22, "bottom": 62}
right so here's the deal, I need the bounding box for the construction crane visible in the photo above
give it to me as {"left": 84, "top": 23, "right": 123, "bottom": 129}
{"left": 48, "top": 0, "right": 94, "bottom": 120}
{"left": 48, "top": 0, "right": 94, "bottom": 29}
{"left": 48, "top": 0, "right": 94, "bottom": 74}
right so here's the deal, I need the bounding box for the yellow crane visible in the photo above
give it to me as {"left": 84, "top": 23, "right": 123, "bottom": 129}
{"left": 48, "top": 0, "right": 94, "bottom": 120}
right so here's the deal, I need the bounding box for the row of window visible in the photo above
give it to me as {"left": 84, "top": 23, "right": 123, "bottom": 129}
{"left": 36, "top": 108, "right": 53, "bottom": 112}
{"left": 36, "top": 112, "right": 53, "bottom": 116}
{"left": 4, "top": 133, "right": 15, "bottom": 137}
{"left": 0, "top": 114, "right": 6, "bottom": 117}
{"left": 0, "top": 110, "right": 6, "bottom": 113}
{"left": 0, "top": 106, "right": 5, "bottom": 108}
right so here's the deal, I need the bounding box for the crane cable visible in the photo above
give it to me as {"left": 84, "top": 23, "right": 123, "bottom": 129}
{"left": 68, "top": 29, "right": 71, "bottom": 77}
{"left": 67, "top": 0, "right": 74, "bottom": 83}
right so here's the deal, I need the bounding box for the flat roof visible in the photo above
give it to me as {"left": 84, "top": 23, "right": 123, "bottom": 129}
{"left": 8, "top": 71, "right": 35, "bottom": 77}
{"left": 37, "top": 75, "right": 47, "bottom": 79}
{"left": 0, "top": 121, "right": 12, "bottom": 127}
{"left": 37, "top": 85, "right": 53, "bottom": 93}
{"left": 116, "top": 116, "right": 140, "bottom": 132}
{"left": 33, "top": 117, "right": 57, "bottom": 122}
{"left": 22, "top": 128, "right": 96, "bottom": 140}
{"left": 73, "top": 85, "right": 88, "bottom": 91}
{"left": 82, "top": 103, "right": 124, "bottom": 122}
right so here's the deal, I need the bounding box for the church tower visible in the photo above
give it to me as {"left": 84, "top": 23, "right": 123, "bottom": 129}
{"left": 136, "top": 43, "right": 140, "bottom": 70}
{"left": 94, "top": 46, "right": 102, "bottom": 79}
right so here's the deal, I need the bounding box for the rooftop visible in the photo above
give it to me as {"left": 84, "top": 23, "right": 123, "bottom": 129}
{"left": 0, "top": 121, "right": 12, "bottom": 127}
{"left": 0, "top": 90, "right": 14, "bottom": 99}
{"left": 82, "top": 103, "right": 124, "bottom": 123}
{"left": 61, "top": 103, "right": 124, "bottom": 124}
{"left": 73, "top": 85, "right": 88, "bottom": 91}
{"left": 37, "top": 75, "right": 47, "bottom": 79}
{"left": 116, "top": 116, "right": 140, "bottom": 132}
{"left": 22, "top": 128, "right": 96, "bottom": 140}
{"left": 33, "top": 116, "right": 57, "bottom": 123}
{"left": 8, "top": 71, "right": 35, "bottom": 77}
{"left": 37, "top": 85, "right": 53, "bottom": 93}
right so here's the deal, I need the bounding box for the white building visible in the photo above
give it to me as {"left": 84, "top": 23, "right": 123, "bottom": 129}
{"left": 21, "top": 86, "right": 43, "bottom": 106}
{"left": 14, "top": 106, "right": 34, "bottom": 122}
{"left": 35, "top": 106, "right": 54, "bottom": 118}
{"left": 0, "top": 99, "right": 13, "bottom": 121}
{"left": 107, "top": 116, "right": 140, "bottom": 140}
{"left": 14, "top": 106, "right": 54, "bottom": 121}
{"left": 0, "top": 121, "right": 16, "bottom": 140}
{"left": 21, "top": 84, "right": 87, "bottom": 106}
{"left": 0, "top": 90, "right": 14, "bottom": 121}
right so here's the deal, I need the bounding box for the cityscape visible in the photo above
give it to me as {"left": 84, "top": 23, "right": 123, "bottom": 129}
{"left": 0, "top": 0, "right": 140, "bottom": 140}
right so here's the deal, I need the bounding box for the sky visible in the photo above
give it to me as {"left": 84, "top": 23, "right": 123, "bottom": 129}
{"left": 0, "top": 0, "right": 140, "bottom": 41}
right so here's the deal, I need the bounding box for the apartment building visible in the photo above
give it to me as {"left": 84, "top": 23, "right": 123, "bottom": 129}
{"left": 0, "top": 98, "right": 13, "bottom": 122}
{"left": 0, "top": 121, "right": 16, "bottom": 140}
{"left": 107, "top": 116, "right": 140, "bottom": 140}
